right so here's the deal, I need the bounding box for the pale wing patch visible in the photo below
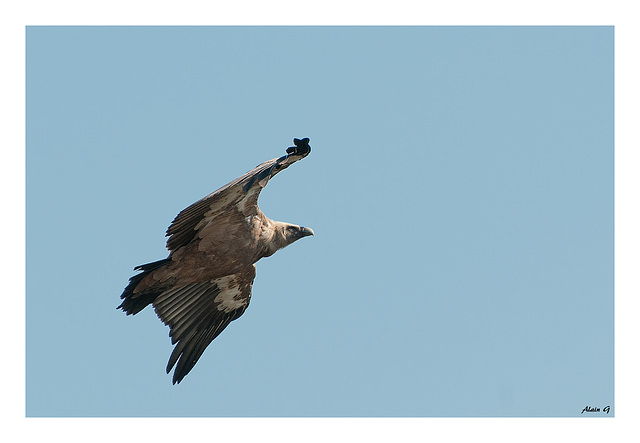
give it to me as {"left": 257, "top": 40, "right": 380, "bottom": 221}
{"left": 194, "top": 194, "right": 240, "bottom": 231}
{"left": 214, "top": 275, "right": 249, "bottom": 313}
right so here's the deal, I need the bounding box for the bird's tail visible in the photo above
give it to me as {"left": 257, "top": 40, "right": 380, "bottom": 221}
{"left": 117, "top": 258, "right": 172, "bottom": 315}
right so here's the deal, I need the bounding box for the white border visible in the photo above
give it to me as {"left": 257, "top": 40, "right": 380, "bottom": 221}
{"left": 4, "top": 1, "right": 638, "bottom": 442}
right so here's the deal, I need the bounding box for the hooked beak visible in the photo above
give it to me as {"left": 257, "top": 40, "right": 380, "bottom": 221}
{"left": 300, "top": 227, "right": 314, "bottom": 237}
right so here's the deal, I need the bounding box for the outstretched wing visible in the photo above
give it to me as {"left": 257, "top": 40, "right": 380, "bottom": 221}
{"left": 165, "top": 138, "right": 311, "bottom": 252}
{"left": 152, "top": 265, "right": 256, "bottom": 384}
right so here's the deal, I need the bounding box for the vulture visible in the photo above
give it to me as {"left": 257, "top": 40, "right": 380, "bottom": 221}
{"left": 118, "top": 138, "right": 314, "bottom": 384}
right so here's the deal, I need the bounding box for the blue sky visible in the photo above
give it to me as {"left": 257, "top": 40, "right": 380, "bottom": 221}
{"left": 26, "top": 26, "right": 613, "bottom": 417}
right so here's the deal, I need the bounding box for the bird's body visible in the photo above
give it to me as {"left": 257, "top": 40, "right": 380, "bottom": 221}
{"left": 118, "top": 138, "right": 313, "bottom": 384}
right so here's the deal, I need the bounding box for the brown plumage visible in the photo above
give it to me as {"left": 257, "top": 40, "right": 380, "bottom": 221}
{"left": 118, "top": 138, "right": 313, "bottom": 384}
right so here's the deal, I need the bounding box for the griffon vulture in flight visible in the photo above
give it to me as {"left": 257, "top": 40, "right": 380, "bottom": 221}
{"left": 118, "top": 138, "right": 313, "bottom": 384}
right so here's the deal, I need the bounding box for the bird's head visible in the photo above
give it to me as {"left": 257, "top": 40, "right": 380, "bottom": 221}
{"left": 284, "top": 224, "right": 315, "bottom": 243}
{"left": 265, "top": 222, "right": 314, "bottom": 256}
